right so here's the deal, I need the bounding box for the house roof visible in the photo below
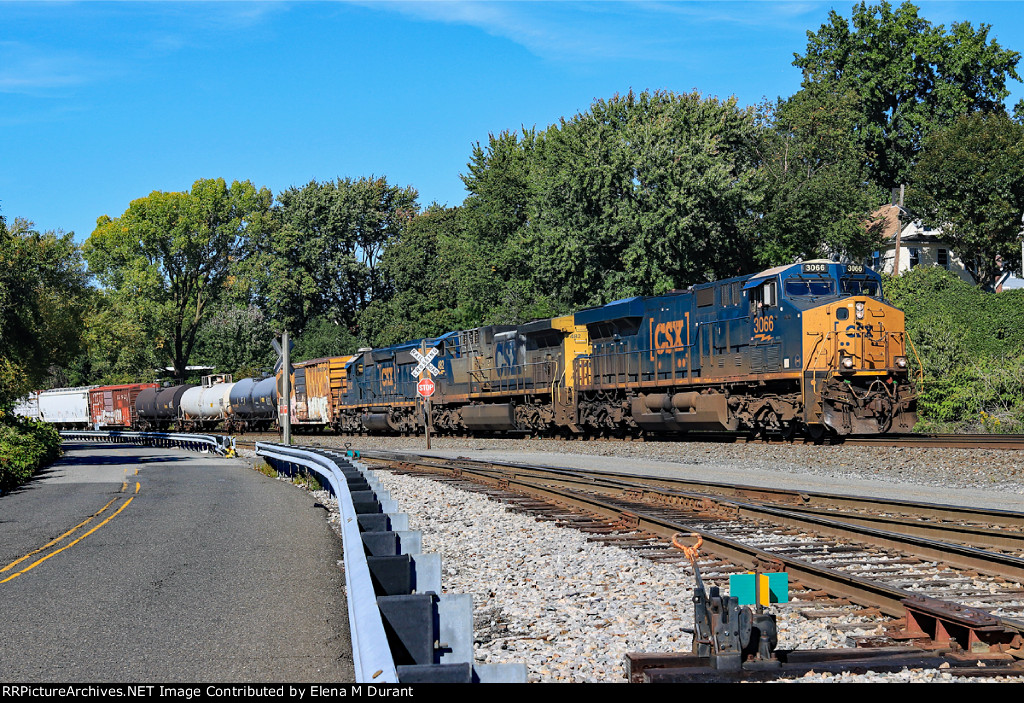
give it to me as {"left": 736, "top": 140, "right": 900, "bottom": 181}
{"left": 869, "top": 204, "right": 946, "bottom": 243}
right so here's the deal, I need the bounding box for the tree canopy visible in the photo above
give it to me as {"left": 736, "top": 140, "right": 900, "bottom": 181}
{"left": 910, "top": 112, "right": 1024, "bottom": 289}
{"left": 793, "top": 1, "right": 1021, "bottom": 191}
{"left": 0, "top": 216, "right": 89, "bottom": 406}
{"left": 83, "top": 178, "right": 274, "bottom": 382}
{"left": 255, "top": 177, "right": 419, "bottom": 336}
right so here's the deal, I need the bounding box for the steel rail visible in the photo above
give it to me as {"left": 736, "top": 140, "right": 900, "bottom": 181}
{"left": 369, "top": 451, "right": 1024, "bottom": 547}
{"left": 371, "top": 455, "right": 1024, "bottom": 636}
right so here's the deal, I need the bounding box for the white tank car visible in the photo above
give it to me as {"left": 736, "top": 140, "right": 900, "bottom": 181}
{"left": 38, "top": 387, "right": 97, "bottom": 427}
{"left": 179, "top": 374, "right": 234, "bottom": 429}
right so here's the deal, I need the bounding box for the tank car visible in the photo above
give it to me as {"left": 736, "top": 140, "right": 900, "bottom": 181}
{"left": 225, "top": 376, "right": 278, "bottom": 432}
{"left": 135, "top": 384, "right": 195, "bottom": 431}
{"left": 178, "top": 374, "right": 234, "bottom": 431}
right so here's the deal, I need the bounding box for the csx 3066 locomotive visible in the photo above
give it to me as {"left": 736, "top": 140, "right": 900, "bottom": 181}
{"left": 324, "top": 260, "right": 916, "bottom": 438}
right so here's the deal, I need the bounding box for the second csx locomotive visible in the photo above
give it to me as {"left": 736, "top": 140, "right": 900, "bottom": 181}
{"left": 314, "top": 260, "right": 917, "bottom": 438}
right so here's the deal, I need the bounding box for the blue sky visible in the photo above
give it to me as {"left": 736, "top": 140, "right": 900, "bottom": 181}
{"left": 2, "top": 1, "right": 1023, "bottom": 242}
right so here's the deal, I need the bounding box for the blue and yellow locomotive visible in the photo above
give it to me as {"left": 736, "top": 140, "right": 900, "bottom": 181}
{"left": 330, "top": 260, "right": 916, "bottom": 438}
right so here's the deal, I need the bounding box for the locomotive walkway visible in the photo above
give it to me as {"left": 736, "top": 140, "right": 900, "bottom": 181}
{"left": 0, "top": 441, "right": 353, "bottom": 682}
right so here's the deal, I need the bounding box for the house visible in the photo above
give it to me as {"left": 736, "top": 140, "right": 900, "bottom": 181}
{"left": 867, "top": 203, "right": 975, "bottom": 284}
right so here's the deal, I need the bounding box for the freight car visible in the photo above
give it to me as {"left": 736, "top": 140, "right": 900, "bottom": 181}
{"left": 38, "top": 386, "right": 97, "bottom": 428}
{"left": 329, "top": 261, "right": 916, "bottom": 438}
{"left": 225, "top": 376, "right": 278, "bottom": 432}
{"left": 277, "top": 356, "right": 354, "bottom": 432}
{"left": 178, "top": 374, "right": 235, "bottom": 431}
{"left": 89, "top": 383, "right": 160, "bottom": 429}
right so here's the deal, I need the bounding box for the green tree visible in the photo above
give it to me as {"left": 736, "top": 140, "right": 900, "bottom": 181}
{"left": 261, "top": 177, "right": 419, "bottom": 335}
{"left": 909, "top": 112, "right": 1024, "bottom": 289}
{"left": 192, "top": 303, "right": 277, "bottom": 378}
{"left": 0, "top": 215, "right": 89, "bottom": 406}
{"left": 83, "top": 178, "right": 274, "bottom": 382}
{"left": 755, "top": 86, "right": 887, "bottom": 265}
{"left": 527, "top": 90, "right": 762, "bottom": 308}
{"left": 794, "top": 1, "right": 1020, "bottom": 191}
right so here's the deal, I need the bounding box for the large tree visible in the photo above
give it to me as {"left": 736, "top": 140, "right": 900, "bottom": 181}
{"left": 0, "top": 216, "right": 89, "bottom": 406}
{"left": 526, "top": 89, "right": 762, "bottom": 308}
{"left": 794, "top": 1, "right": 1021, "bottom": 191}
{"left": 259, "top": 177, "right": 419, "bottom": 335}
{"left": 910, "top": 112, "right": 1024, "bottom": 289}
{"left": 83, "top": 178, "right": 273, "bottom": 381}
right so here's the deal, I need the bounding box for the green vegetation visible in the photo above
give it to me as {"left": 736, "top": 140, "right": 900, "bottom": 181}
{"left": 885, "top": 267, "right": 1024, "bottom": 432}
{"left": 0, "top": 415, "right": 61, "bottom": 492}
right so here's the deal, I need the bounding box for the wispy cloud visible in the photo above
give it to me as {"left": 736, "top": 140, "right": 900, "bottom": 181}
{"left": 369, "top": 1, "right": 828, "bottom": 63}
{"left": 0, "top": 41, "right": 113, "bottom": 95}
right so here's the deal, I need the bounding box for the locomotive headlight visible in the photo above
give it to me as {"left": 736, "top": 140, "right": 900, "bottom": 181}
{"left": 840, "top": 354, "right": 855, "bottom": 370}
{"left": 894, "top": 356, "right": 908, "bottom": 369}
{"left": 855, "top": 301, "right": 865, "bottom": 320}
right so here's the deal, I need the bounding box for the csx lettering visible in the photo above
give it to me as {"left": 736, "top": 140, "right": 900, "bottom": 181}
{"left": 845, "top": 323, "right": 874, "bottom": 339}
{"left": 380, "top": 367, "right": 395, "bottom": 388}
{"left": 654, "top": 319, "right": 688, "bottom": 353}
{"left": 753, "top": 316, "right": 775, "bottom": 335}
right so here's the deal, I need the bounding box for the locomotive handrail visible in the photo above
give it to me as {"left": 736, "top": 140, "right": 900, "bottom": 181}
{"left": 59, "top": 430, "right": 234, "bottom": 456}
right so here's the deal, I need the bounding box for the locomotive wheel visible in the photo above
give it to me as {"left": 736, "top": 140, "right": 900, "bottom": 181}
{"left": 805, "top": 423, "right": 831, "bottom": 442}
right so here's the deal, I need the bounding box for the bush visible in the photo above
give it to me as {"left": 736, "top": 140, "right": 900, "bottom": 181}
{"left": 0, "top": 415, "right": 62, "bottom": 492}
{"left": 884, "top": 267, "right": 1024, "bottom": 432}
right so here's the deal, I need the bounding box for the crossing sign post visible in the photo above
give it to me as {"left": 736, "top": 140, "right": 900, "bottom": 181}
{"left": 414, "top": 342, "right": 439, "bottom": 449}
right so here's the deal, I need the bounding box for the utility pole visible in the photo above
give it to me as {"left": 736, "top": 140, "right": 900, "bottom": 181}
{"left": 281, "top": 330, "right": 291, "bottom": 445}
{"left": 892, "top": 185, "right": 905, "bottom": 276}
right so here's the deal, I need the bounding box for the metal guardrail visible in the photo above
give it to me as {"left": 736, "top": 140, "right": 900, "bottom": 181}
{"left": 60, "top": 430, "right": 235, "bottom": 456}
{"left": 255, "top": 441, "right": 527, "bottom": 684}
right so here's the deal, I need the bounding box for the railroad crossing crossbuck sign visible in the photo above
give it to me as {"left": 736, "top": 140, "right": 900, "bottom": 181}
{"left": 411, "top": 347, "right": 440, "bottom": 377}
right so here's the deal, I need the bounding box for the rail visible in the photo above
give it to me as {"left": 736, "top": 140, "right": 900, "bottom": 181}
{"left": 254, "top": 442, "right": 526, "bottom": 684}
{"left": 60, "top": 430, "right": 235, "bottom": 456}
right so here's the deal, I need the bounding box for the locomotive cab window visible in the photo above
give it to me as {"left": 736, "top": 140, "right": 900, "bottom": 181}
{"left": 749, "top": 279, "right": 777, "bottom": 312}
{"left": 840, "top": 277, "right": 881, "bottom": 298}
{"left": 784, "top": 276, "right": 835, "bottom": 298}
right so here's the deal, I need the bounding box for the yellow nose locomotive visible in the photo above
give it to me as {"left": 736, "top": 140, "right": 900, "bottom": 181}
{"left": 573, "top": 260, "right": 917, "bottom": 438}
{"left": 323, "top": 260, "right": 917, "bottom": 439}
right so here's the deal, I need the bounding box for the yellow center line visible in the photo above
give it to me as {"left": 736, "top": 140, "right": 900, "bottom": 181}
{"left": 1, "top": 496, "right": 136, "bottom": 584}
{"left": 0, "top": 497, "right": 120, "bottom": 574}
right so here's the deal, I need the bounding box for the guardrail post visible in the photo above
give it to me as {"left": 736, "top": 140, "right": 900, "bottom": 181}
{"left": 253, "top": 442, "right": 527, "bottom": 684}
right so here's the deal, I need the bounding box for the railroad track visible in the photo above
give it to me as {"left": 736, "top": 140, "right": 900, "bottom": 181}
{"left": 225, "top": 430, "right": 1024, "bottom": 451}
{"left": 360, "top": 451, "right": 1024, "bottom": 671}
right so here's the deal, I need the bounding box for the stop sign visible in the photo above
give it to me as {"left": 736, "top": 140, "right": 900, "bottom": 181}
{"left": 417, "top": 378, "right": 435, "bottom": 398}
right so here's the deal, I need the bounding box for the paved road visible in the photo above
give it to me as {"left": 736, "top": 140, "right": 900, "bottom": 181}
{"left": 0, "top": 441, "right": 353, "bottom": 682}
